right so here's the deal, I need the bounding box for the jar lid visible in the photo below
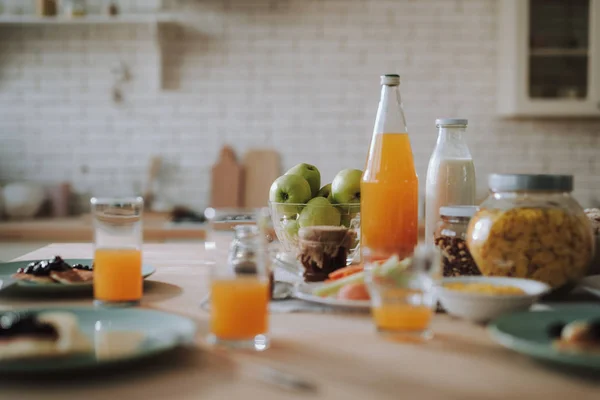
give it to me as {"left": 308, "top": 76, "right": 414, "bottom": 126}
{"left": 381, "top": 74, "right": 400, "bottom": 86}
{"left": 435, "top": 118, "right": 468, "bottom": 127}
{"left": 488, "top": 174, "right": 573, "bottom": 192}
{"left": 439, "top": 206, "right": 478, "bottom": 218}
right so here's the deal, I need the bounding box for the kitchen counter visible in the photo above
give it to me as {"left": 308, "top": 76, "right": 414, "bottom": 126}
{"left": 0, "top": 213, "right": 207, "bottom": 243}
{"left": 0, "top": 213, "right": 426, "bottom": 244}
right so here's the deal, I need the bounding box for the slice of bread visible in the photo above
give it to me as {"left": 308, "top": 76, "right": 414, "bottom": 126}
{"left": 11, "top": 273, "right": 54, "bottom": 284}
{"left": 50, "top": 269, "right": 94, "bottom": 285}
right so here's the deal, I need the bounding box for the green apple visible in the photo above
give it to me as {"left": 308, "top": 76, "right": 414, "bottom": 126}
{"left": 340, "top": 211, "right": 360, "bottom": 228}
{"left": 298, "top": 202, "right": 341, "bottom": 228}
{"left": 331, "top": 169, "right": 362, "bottom": 205}
{"left": 282, "top": 219, "right": 299, "bottom": 239}
{"left": 346, "top": 203, "right": 361, "bottom": 214}
{"left": 340, "top": 213, "right": 352, "bottom": 228}
{"left": 285, "top": 163, "right": 321, "bottom": 198}
{"left": 269, "top": 174, "right": 311, "bottom": 217}
{"left": 316, "top": 183, "right": 333, "bottom": 201}
{"left": 269, "top": 174, "right": 311, "bottom": 204}
{"left": 306, "top": 197, "right": 330, "bottom": 206}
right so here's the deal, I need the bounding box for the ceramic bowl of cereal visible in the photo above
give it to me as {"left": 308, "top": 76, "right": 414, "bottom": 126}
{"left": 438, "top": 276, "right": 551, "bottom": 323}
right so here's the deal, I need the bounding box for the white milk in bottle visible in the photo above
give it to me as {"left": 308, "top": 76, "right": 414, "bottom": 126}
{"left": 425, "top": 119, "right": 476, "bottom": 244}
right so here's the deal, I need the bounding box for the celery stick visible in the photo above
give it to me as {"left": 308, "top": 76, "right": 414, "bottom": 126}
{"left": 310, "top": 257, "right": 411, "bottom": 298}
{"left": 380, "top": 256, "right": 411, "bottom": 276}
{"left": 312, "top": 272, "right": 365, "bottom": 297}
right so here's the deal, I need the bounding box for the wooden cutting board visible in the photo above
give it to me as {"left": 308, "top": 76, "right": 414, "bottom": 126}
{"left": 242, "top": 149, "right": 280, "bottom": 208}
{"left": 143, "top": 156, "right": 162, "bottom": 210}
{"left": 210, "top": 146, "right": 243, "bottom": 208}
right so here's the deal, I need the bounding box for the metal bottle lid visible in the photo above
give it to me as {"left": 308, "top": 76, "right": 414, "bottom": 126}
{"left": 439, "top": 205, "right": 478, "bottom": 218}
{"left": 381, "top": 74, "right": 400, "bottom": 86}
{"left": 435, "top": 118, "right": 468, "bottom": 127}
{"left": 488, "top": 174, "right": 573, "bottom": 192}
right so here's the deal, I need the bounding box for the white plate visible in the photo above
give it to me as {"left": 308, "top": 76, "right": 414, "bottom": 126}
{"left": 273, "top": 252, "right": 303, "bottom": 276}
{"left": 580, "top": 275, "right": 600, "bottom": 298}
{"left": 293, "top": 282, "right": 371, "bottom": 310}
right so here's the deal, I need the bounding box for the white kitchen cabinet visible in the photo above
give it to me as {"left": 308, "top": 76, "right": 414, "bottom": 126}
{"left": 498, "top": 0, "right": 600, "bottom": 117}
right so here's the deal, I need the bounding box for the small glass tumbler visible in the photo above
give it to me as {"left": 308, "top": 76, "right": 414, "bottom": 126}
{"left": 205, "top": 208, "right": 271, "bottom": 351}
{"left": 364, "top": 244, "right": 441, "bottom": 342}
{"left": 91, "top": 197, "right": 144, "bottom": 308}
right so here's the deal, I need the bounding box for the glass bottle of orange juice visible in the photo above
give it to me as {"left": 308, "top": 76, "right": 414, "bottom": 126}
{"left": 361, "top": 74, "right": 418, "bottom": 258}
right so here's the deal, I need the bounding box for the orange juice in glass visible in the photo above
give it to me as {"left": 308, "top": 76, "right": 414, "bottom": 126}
{"left": 364, "top": 245, "right": 440, "bottom": 342}
{"left": 206, "top": 210, "right": 271, "bottom": 351}
{"left": 210, "top": 278, "right": 269, "bottom": 341}
{"left": 373, "top": 302, "right": 434, "bottom": 333}
{"left": 94, "top": 248, "right": 142, "bottom": 303}
{"left": 91, "top": 197, "right": 144, "bottom": 307}
{"left": 361, "top": 74, "right": 418, "bottom": 259}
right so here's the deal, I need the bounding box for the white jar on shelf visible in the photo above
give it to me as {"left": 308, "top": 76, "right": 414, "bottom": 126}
{"left": 62, "top": 0, "right": 86, "bottom": 17}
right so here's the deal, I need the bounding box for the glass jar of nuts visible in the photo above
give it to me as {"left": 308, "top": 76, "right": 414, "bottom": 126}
{"left": 467, "top": 174, "right": 594, "bottom": 288}
{"left": 434, "top": 206, "right": 480, "bottom": 277}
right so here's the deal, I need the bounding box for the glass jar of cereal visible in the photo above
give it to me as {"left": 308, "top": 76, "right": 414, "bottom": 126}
{"left": 467, "top": 174, "right": 594, "bottom": 288}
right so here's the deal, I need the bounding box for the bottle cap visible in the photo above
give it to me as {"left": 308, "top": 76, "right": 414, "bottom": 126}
{"left": 380, "top": 74, "right": 400, "bottom": 86}
{"left": 436, "top": 118, "right": 468, "bottom": 127}
{"left": 488, "top": 174, "right": 573, "bottom": 192}
{"left": 439, "top": 206, "right": 478, "bottom": 218}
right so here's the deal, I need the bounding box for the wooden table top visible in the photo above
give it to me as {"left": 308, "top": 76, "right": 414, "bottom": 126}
{"left": 1, "top": 242, "right": 599, "bottom": 400}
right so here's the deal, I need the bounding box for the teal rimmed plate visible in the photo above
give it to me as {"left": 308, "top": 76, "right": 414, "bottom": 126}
{"left": 488, "top": 305, "right": 600, "bottom": 370}
{"left": 580, "top": 275, "right": 600, "bottom": 299}
{"left": 0, "top": 259, "right": 155, "bottom": 293}
{"left": 0, "top": 306, "right": 196, "bottom": 373}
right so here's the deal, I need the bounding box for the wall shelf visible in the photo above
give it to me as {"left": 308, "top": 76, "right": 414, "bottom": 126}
{"left": 0, "top": 13, "right": 176, "bottom": 90}
{"left": 0, "top": 14, "right": 174, "bottom": 25}
{"left": 529, "top": 48, "right": 589, "bottom": 57}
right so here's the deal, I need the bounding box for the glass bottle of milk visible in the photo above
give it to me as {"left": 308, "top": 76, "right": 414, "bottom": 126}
{"left": 425, "top": 119, "right": 476, "bottom": 244}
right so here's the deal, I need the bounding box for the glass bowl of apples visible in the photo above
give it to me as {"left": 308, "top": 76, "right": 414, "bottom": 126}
{"left": 268, "top": 166, "right": 362, "bottom": 282}
{"left": 270, "top": 201, "right": 360, "bottom": 281}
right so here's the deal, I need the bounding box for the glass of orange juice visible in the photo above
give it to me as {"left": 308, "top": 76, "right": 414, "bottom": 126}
{"left": 91, "top": 197, "right": 144, "bottom": 308}
{"left": 205, "top": 208, "right": 271, "bottom": 351}
{"left": 364, "top": 244, "right": 441, "bottom": 342}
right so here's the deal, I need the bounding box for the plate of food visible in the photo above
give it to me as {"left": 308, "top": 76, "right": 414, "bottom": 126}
{"left": 0, "top": 256, "right": 156, "bottom": 293}
{"left": 292, "top": 253, "right": 417, "bottom": 309}
{"left": 0, "top": 306, "right": 196, "bottom": 373}
{"left": 579, "top": 275, "right": 600, "bottom": 299}
{"left": 293, "top": 264, "right": 370, "bottom": 309}
{"left": 488, "top": 305, "right": 600, "bottom": 370}
{"left": 294, "top": 279, "right": 371, "bottom": 310}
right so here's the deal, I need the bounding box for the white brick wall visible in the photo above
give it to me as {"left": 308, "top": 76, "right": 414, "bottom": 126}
{"left": 0, "top": 0, "right": 599, "bottom": 212}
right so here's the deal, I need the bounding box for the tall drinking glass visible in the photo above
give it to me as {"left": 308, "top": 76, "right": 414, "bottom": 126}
{"left": 206, "top": 207, "right": 271, "bottom": 351}
{"left": 364, "top": 244, "right": 441, "bottom": 342}
{"left": 91, "top": 197, "right": 144, "bottom": 307}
